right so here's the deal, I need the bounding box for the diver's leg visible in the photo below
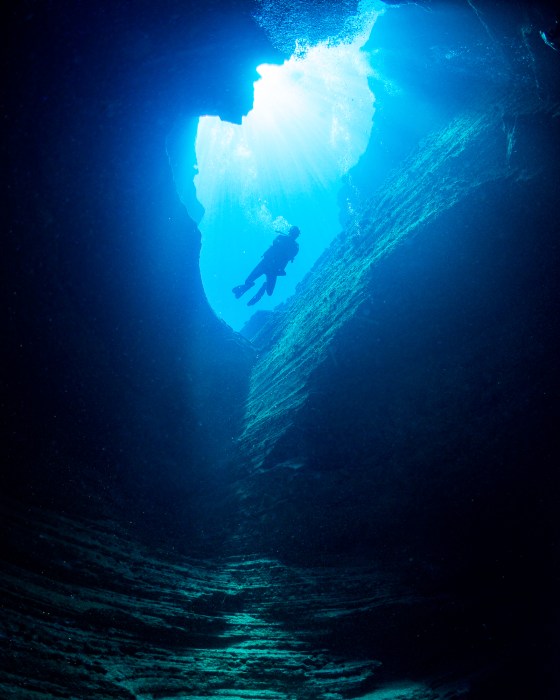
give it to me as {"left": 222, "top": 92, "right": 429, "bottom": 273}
{"left": 232, "top": 261, "right": 266, "bottom": 298}
{"left": 246, "top": 260, "right": 267, "bottom": 285}
{"left": 247, "top": 282, "right": 267, "bottom": 306}
{"left": 266, "top": 274, "right": 277, "bottom": 296}
{"left": 232, "top": 282, "right": 254, "bottom": 298}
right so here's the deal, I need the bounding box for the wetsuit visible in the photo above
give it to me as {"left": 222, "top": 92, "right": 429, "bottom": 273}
{"left": 233, "top": 233, "right": 299, "bottom": 305}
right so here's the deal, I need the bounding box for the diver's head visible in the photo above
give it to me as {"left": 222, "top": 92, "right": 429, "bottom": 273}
{"left": 289, "top": 225, "right": 300, "bottom": 238}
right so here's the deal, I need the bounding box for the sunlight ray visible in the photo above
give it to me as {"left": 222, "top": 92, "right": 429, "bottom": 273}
{"left": 193, "top": 15, "right": 378, "bottom": 330}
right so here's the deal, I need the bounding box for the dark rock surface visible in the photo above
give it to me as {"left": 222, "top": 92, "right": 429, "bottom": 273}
{"left": 2, "top": 504, "right": 474, "bottom": 699}
{"left": 2, "top": 1, "right": 559, "bottom": 698}
{"left": 2, "top": 0, "right": 274, "bottom": 521}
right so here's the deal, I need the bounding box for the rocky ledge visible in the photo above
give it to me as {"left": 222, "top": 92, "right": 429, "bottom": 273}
{"left": 1, "top": 503, "right": 473, "bottom": 699}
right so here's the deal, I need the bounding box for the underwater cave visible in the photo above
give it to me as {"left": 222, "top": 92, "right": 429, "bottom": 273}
{"left": 2, "top": 0, "right": 560, "bottom": 698}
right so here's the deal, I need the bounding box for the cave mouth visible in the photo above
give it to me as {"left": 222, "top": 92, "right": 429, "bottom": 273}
{"left": 190, "top": 12, "right": 378, "bottom": 332}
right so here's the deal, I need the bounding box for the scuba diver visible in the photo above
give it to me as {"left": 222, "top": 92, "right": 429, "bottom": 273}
{"left": 232, "top": 225, "right": 300, "bottom": 306}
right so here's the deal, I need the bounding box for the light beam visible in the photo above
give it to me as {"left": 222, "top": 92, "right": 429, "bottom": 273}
{"left": 193, "top": 18, "right": 378, "bottom": 331}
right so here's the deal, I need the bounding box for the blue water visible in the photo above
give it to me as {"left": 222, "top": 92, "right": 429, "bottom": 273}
{"left": 171, "top": 1, "right": 519, "bottom": 332}
{"left": 193, "top": 31, "right": 375, "bottom": 331}
{"left": 4, "top": 0, "right": 559, "bottom": 697}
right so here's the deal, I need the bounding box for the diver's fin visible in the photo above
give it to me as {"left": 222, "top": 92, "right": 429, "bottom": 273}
{"left": 247, "top": 282, "right": 267, "bottom": 306}
{"left": 233, "top": 282, "right": 254, "bottom": 299}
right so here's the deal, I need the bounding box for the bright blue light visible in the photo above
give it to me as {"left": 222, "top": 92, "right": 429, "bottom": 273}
{"left": 193, "top": 22, "right": 377, "bottom": 331}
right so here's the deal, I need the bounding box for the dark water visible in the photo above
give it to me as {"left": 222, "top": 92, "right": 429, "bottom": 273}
{"left": 2, "top": 1, "right": 559, "bottom": 698}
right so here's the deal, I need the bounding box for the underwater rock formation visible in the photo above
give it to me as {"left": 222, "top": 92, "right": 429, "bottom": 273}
{"left": 2, "top": 507, "right": 394, "bottom": 698}
{"left": 2, "top": 0, "right": 275, "bottom": 514}
{"left": 2, "top": 1, "right": 559, "bottom": 699}
{"left": 212, "top": 4, "right": 560, "bottom": 694}
{"left": 238, "top": 91, "right": 559, "bottom": 471}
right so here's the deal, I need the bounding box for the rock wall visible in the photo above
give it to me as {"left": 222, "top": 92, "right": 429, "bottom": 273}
{"left": 212, "top": 10, "right": 560, "bottom": 695}
{"left": 2, "top": 0, "right": 276, "bottom": 518}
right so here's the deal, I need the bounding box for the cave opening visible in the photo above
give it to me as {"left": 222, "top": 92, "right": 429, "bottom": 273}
{"left": 172, "top": 0, "right": 502, "bottom": 334}
{"left": 188, "top": 10, "right": 379, "bottom": 331}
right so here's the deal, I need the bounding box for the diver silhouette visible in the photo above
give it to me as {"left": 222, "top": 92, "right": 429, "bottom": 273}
{"left": 232, "top": 226, "right": 300, "bottom": 306}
